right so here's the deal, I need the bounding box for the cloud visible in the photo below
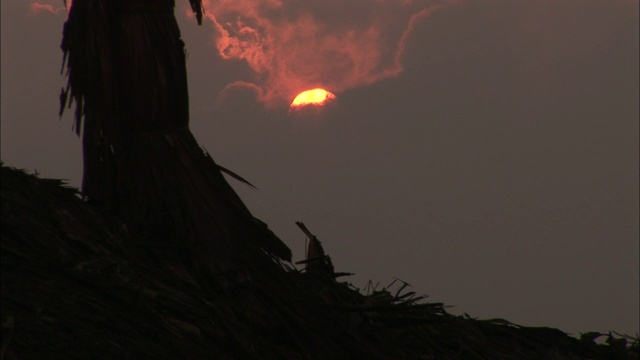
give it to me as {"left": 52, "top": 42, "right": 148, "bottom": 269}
{"left": 27, "top": 0, "right": 448, "bottom": 107}
{"left": 201, "top": 0, "right": 450, "bottom": 108}
{"left": 28, "top": 1, "right": 70, "bottom": 16}
{"left": 216, "top": 80, "right": 265, "bottom": 107}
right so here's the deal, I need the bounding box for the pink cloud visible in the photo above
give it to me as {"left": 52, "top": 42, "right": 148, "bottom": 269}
{"left": 28, "top": 1, "right": 70, "bottom": 16}
{"left": 201, "top": 0, "right": 450, "bottom": 108}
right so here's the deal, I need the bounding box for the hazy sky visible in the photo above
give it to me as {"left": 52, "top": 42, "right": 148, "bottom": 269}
{"left": 1, "top": 0, "right": 638, "bottom": 336}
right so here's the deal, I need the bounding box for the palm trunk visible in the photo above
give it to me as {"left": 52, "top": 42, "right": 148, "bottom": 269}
{"left": 61, "top": 0, "right": 291, "bottom": 280}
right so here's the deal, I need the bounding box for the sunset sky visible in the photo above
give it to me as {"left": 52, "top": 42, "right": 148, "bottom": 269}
{"left": 1, "top": 0, "right": 638, "bottom": 336}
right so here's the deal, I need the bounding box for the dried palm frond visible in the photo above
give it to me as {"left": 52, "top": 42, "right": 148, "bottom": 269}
{"left": 59, "top": 0, "right": 292, "bottom": 280}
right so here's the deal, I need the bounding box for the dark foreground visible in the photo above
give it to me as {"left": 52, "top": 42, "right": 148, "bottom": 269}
{"left": 1, "top": 164, "right": 637, "bottom": 359}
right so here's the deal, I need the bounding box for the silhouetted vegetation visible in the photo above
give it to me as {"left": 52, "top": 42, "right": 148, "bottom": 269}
{"left": 2, "top": 164, "right": 637, "bottom": 359}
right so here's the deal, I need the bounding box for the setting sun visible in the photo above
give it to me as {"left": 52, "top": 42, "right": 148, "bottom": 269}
{"left": 290, "top": 88, "right": 336, "bottom": 109}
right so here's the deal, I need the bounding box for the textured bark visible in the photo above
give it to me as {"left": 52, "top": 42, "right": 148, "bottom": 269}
{"left": 60, "top": 0, "right": 291, "bottom": 279}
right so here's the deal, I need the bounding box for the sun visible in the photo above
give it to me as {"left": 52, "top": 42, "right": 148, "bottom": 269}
{"left": 290, "top": 88, "right": 337, "bottom": 110}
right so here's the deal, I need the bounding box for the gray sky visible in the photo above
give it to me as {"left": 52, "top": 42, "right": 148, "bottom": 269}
{"left": 2, "top": 0, "right": 638, "bottom": 336}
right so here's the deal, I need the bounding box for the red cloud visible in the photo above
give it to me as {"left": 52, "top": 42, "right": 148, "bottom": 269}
{"left": 28, "top": 1, "right": 71, "bottom": 16}
{"left": 201, "top": 0, "right": 449, "bottom": 108}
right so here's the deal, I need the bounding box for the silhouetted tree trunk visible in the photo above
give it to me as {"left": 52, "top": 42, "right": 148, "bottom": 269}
{"left": 60, "top": 0, "right": 291, "bottom": 281}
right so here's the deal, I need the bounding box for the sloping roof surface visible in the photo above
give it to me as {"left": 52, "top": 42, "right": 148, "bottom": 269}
{"left": 2, "top": 164, "right": 637, "bottom": 359}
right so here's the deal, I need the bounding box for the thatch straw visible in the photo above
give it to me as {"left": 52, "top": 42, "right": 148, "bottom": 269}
{"left": 2, "top": 165, "right": 637, "bottom": 359}
{"left": 59, "top": 0, "right": 291, "bottom": 281}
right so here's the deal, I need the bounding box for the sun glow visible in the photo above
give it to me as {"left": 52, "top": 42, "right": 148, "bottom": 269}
{"left": 290, "top": 88, "right": 337, "bottom": 108}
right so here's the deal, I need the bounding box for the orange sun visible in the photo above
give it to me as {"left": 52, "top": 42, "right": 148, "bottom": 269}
{"left": 290, "top": 88, "right": 337, "bottom": 110}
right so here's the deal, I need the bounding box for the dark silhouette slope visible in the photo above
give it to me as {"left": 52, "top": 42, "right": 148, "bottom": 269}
{"left": 1, "top": 164, "right": 637, "bottom": 359}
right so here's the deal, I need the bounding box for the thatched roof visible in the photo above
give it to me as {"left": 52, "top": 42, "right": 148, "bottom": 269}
{"left": 2, "top": 164, "right": 637, "bottom": 359}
